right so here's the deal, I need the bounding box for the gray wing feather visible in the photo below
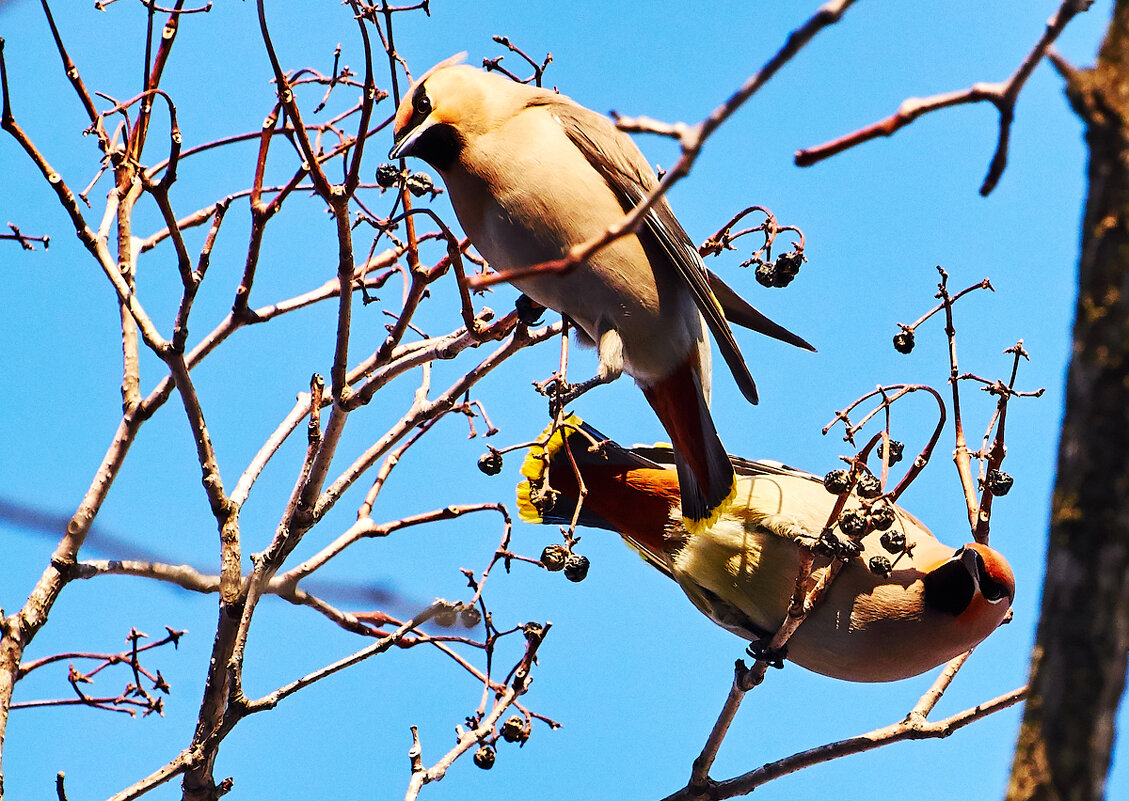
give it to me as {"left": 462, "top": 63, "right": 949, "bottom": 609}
{"left": 546, "top": 100, "right": 760, "bottom": 405}
{"left": 707, "top": 270, "right": 816, "bottom": 352}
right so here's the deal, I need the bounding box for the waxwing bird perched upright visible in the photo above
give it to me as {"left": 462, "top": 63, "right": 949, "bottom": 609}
{"left": 389, "top": 58, "right": 814, "bottom": 533}
{"left": 516, "top": 416, "right": 1015, "bottom": 682}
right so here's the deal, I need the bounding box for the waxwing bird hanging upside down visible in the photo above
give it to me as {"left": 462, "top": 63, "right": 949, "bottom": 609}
{"left": 389, "top": 57, "right": 814, "bottom": 533}
{"left": 516, "top": 416, "right": 1015, "bottom": 682}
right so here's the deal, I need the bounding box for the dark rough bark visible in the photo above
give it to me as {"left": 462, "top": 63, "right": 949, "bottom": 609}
{"left": 1007, "top": 5, "right": 1129, "bottom": 801}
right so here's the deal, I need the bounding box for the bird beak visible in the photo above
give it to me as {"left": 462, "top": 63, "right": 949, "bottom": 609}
{"left": 389, "top": 125, "right": 424, "bottom": 160}
{"left": 955, "top": 545, "right": 1013, "bottom": 603}
{"left": 957, "top": 546, "right": 981, "bottom": 588}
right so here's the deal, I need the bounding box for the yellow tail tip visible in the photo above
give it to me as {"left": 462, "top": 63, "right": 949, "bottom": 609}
{"left": 515, "top": 480, "right": 542, "bottom": 524}
{"left": 516, "top": 413, "right": 586, "bottom": 521}
{"left": 680, "top": 475, "right": 737, "bottom": 535}
{"left": 518, "top": 413, "right": 586, "bottom": 482}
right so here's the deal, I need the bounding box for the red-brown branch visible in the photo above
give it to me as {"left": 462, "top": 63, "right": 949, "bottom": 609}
{"left": 795, "top": 0, "right": 1094, "bottom": 195}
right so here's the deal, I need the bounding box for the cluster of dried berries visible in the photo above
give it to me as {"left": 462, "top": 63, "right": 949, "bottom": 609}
{"left": 434, "top": 602, "right": 482, "bottom": 630}
{"left": 473, "top": 715, "right": 533, "bottom": 771}
{"left": 541, "top": 544, "right": 589, "bottom": 582}
{"left": 753, "top": 250, "right": 805, "bottom": 288}
{"left": 375, "top": 162, "right": 439, "bottom": 198}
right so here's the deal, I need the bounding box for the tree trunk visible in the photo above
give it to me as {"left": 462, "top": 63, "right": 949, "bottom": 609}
{"left": 1006, "top": 5, "right": 1129, "bottom": 800}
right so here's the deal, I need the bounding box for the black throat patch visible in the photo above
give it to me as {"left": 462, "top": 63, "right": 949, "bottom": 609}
{"left": 922, "top": 550, "right": 976, "bottom": 616}
{"left": 409, "top": 123, "right": 463, "bottom": 171}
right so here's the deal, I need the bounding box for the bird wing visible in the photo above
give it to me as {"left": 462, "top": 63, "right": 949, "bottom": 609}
{"left": 633, "top": 445, "right": 816, "bottom": 482}
{"left": 733, "top": 456, "right": 939, "bottom": 541}
{"left": 729, "top": 456, "right": 820, "bottom": 482}
{"left": 544, "top": 100, "right": 760, "bottom": 405}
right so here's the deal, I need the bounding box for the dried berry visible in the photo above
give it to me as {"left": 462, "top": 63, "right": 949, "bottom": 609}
{"left": 460, "top": 605, "right": 482, "bottom": 628}
{"left": 813, "top": 532, "right": 839, "bottom": 558}
{"left": 772, "top": 272, "right": 794, "bottom": 289}
{"left": 375, "top": 162, "right": 401, "bottom": 188}
{"left": 754, "top": 261, "right": 776, "bottom": 288}
{"left": 877, "top": 439, "right": 904, "bottom": 466}
{"left": 823, "top": 469, "right": 852, "bottom": 496}
{"left": 855, "top": 472, "right": 882, "bottom": 499}
{"left": 816, "top": 531, "right": 862, "bottom": 559}
{"left": 405, "top": 171, "right": 434, "bottom": 197}
{"left": 473, "top": 744, "right": 496, "bottom": 770}
{"left": 868, "top": 555, "right": 893, "bottom": 577}
{"left": 774, "top": 250, "right": 804, "bottom": 284}
{"left": 522, "top": 622, "right": 545, "bottom": 643}
{"left": 563, "top": 553, "right": 590, "bottom": 583}
{"left": 880, "top": 529, "right": 907, "bottom": 552}
{"left": 870, "top": 505, "right": 897, "bottom": 532}
{"left": 500, "top": 715, "right": 530, "bottom": 744}
{"left": 434, "top": 603, "right": 459, "bottom": 628}
{"left": 546, "top": 391, "right": 564, "bottom": 420}
{"left": 893, "top": 330, "right": 915, "bottom": 354}
{"left": 986, "top": 469, "right": 1014, "bottom": 496}
{"left": 838, "top": 510, "right": 867, "bottom": 538}
{"left": 540, "top": 543, "right": 568, "bottom": 572}
{"left": 528, "top": 482, "right": 559, "bottom": 516}
{"left": 477, "top": 450, "right": 503, "bottom": 476}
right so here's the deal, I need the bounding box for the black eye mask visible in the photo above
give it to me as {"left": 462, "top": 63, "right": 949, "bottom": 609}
{"left": 393, "top": 84, "right": 434, "bottom": 147}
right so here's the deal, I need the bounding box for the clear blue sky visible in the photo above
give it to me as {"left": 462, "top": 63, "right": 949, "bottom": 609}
{"left": 1, "top": 1, "right": 1122, "bottom": 799}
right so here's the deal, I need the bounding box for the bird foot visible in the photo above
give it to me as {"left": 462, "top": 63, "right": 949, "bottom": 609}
{"left": 746, "top": 639, "right": 787, "bottom": 669}
{"left": 533, "top": 374, "right": 610, "bottom": 417}
{"left": 515, "top": 293, "right": 546, "bottom": 326}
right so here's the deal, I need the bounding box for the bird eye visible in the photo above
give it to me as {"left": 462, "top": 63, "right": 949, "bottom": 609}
{"left": 413, "top": 90, "right": 432, "bottom": 117}
{"left": 980, "top": 573, "right": 1010, "bottom": 602}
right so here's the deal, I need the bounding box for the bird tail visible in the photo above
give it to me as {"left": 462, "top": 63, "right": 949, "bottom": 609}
{"left": 641, "top": 356, "right": 736, "bottom": 534}
{"left": 517, "top": 414, "right": 659, "bottom": 530}
{"left": 516, "top": 415, "right": 681, "bottom": 566}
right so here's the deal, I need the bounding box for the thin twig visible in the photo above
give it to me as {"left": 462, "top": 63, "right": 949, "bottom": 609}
{"left": 795, "top": 0, "right": 1094, "bottom": 195}
{"left": 468, "top": 0, "right": 859, "bottom": 289}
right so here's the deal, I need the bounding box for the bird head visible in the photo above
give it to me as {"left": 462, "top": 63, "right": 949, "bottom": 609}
{"left": 922, "top": 541, "right": 1015, "bottom": 629}
{"left": 390, "top": 56, "right": 520, "bottom": 170}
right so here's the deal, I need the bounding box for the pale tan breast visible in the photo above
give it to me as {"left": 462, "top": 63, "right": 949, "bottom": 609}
{"left": 451, "top": 105, "right": 705, "bottom": 379}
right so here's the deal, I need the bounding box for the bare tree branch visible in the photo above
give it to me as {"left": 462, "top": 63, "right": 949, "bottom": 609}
{"left": 795, "top": 0, "right": 1094, "bottom": 195}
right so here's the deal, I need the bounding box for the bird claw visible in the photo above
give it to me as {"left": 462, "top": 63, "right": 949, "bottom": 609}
{"left": 515, "top": 293, "right": 546, "bottom": 326}
{"left": 746, "top": 639, "right": 787, "bottom": 669}
{"left": 534, "top": 374, "right": 608, "bottom": 417}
